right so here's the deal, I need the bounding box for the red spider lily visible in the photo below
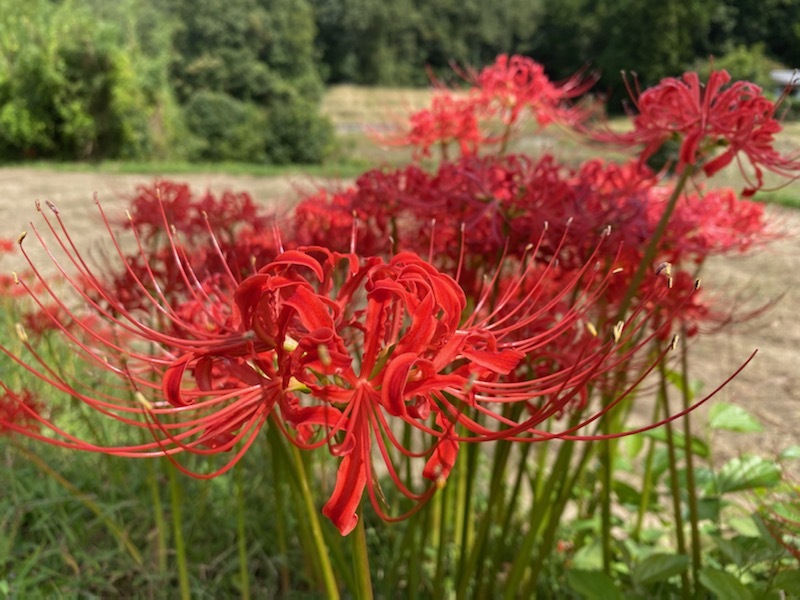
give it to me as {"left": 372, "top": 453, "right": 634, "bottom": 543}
{"left": 387, "top": 93, "right": 485, "bottom": 160}
{"left": 0, "top": 387, "right": 43, "bottom": 435}
{"left": 0, "top": 200, "right": 271, "bottom": 474}
{"left": 469, "top": 54, "right": 593, "bottom": 128}
{"left": 594, "top": 70, "right": 800, "bottom": 195}
{"left": 382, "top": 54, "right": 594, "bottom": 159}
{"left": 122, "top": 179, "right": 272, "bottom": 245}
{"left": 657, "top": 187, "right": 773, "bottom": 261}
{"left": 0, "top": 198, "right": 752, "bottom": 536}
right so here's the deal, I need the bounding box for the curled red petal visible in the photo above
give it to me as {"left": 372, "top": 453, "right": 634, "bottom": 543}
{"left": 322, "top": 438, "right": 367, "bottom": 535}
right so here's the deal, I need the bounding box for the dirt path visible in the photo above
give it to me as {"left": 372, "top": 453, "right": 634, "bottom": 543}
{"left": 0, "top": 166, "right": 797, "bottom": 461}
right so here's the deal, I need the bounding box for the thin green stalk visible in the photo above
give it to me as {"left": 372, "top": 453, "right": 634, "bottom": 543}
{"left": 351, "top": 515, "right": 374, "bottom": 600}
{"left": 234, "top": 463, "right": 251, "bottom": 600}
{"left": 499, "top": 440, "right": 534, "bottom": 543}
{"left": 385, "top": 506, "right": 423, "bottom": 596}
{"left": 168, "top": 462, "right": 191, "bottom": 600}
{"left": 503, "top": 437, "right": 579, "bottom": 599}
{"left": 521, "top": 439, "right": 597, "bottom": 598}
{"left": 467, "top": 404, "right": 525, "bottom": 597}
{"left": 633, "top": 398, "right": 662, "bottom": 541}
{"left": 147, "top": 459, "right": 168, "bottom": 576}
{"left": 599, "top": 168, "right": 693, "bottom": 574}
{"left": 268, "top": 437, "right": 290, "bottom": 597}
{"left": 657, "top": 360, "right": 690, "bottom": 599}
{"left": 265, "top": 424, "right": 340, "bottom": 597}
{"left": 433, "top": 480, "right": 451, "bottom": 599}
{"left": 600, "top": 427, "right": 613, "bottom": 574}
{"left": 471, "top": 438, "right": 517, "bottom": 598}
{"left": 286, "top": 442, "right": 340, "bottom": 599}
{"left": 616, "top": 165, "right": 695, "bottom": 320}
{"left": 455, "top": 439, "right": 479, "bottom": 597}
{"left": 680, "top": 330, "right": 702, "bottom": 584}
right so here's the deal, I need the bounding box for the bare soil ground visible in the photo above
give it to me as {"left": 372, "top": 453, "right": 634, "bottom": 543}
{"left": 0, "top": 166, "right": 797, "bottom": 462}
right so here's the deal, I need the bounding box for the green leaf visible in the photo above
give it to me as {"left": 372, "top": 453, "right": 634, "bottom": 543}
{"left": 664, "top": 369, "right": 702, "bottom": 401}
{"left": 728, "top": 516, "right": 761, "bottom": 538}
{"left": 715, "top": 456, "right": 782, "bottom": 494}
{"left": 773, "top": 570, "right": 800, "bottom": 595}
{"left": 641, "top": 428, "right": 710, "bottom": 458}
{"left": 632, "top": 553, "right": 689, "bottom": 585}
{"left": 572, "top": 538, "right": 604, "bottom": 571}
{"left": 779, "top": 446, "right": 800, "bottom": 460}
{"left": 567, "top": 570, "right": 624, "bottom": 600}
{"left": 708, "top": 402, "right": 763, "bottom": 433}
{"left": 698, "top": 567, "right": 754, "bottom": 600}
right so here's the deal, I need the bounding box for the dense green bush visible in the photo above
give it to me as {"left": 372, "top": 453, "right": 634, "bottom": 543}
{"left": 265, "top": 96, "right": 335, "bottom": 164}
{"left": 0, "top": 0, "right": 173, "bottom": 160}
{"left": 183, "top": 92, "right": 268, "bottom": 162}
{"left": 693, "top": 43, "right": 786, "bottom": 94}
{"left": 168, "top": 0, "right": 333, "bottom": 164}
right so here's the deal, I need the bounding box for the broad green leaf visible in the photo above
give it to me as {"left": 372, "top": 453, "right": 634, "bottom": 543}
{"left": 572, "top": 539, "right": 603, "bottom": 571}
{"left": 664, "top": 368, "right": 702, "bottom": 401}
{"left": 697, "top": 496, "right": 722, "bottom": 521}
{"left": 708, "top": 402, "right": 763, "bottom": 432}
{"left": 642, "top": 428, "right": 710, "bottom": 458}
{"left": 699, "top": 567, "right": 754, "bottom": 600}
{"left": 712, "top": 536, "right": 746, "bottom": 566}
{"left": 728, "top": 516, "right": 761, "bottom": 538}
{"left": 614, "top": 479, "right": 646, "bottom": 508}
{"left": 566, "top": 569, "right": 624, "bottom": 600}
{"left": 773, "top": 570, "right": 800, "bottom": 595}
{"left": 632, "top": 553, "right": 689, "bottom": 585}
{"left": 621, "top": 434, "right": 645, "bottom": 460}
{"left": 715, "top": 456, "right": 781, "bottom": 494}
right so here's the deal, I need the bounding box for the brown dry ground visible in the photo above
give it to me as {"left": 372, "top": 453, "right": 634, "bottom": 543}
{"left": 0, "top": 166, "right": 797, "bottom": 463}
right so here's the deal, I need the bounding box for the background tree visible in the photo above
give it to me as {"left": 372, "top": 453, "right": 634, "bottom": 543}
{"left": 168, "top": 0, "right": 333, "bottom": 163}
{"left": 0, "top": 0, "right": 173, "bottom": 160}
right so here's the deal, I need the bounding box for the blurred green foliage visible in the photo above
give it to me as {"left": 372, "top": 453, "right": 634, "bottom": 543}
{"left": 0, "top": 0, "right": 333, "bottom": 164}
{"left": 1, "top": 0, "right": 799, "bottom": 163}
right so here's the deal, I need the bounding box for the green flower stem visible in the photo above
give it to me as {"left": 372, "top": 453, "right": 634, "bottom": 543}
{"left": 167, "top": 462, "right": 191, "bottom": 600}
{"left": 234, "top": 464, "right": 251, "bottom": 600}
{"left": 265, "top": 424, "right": 340, "bottom": 598}
{"left": 467, "top": 404, "right": 524, "bottom": 596}
{"left": 598, "top": 166, "right": 693, "bottom": 574}
{"left": 287, "top": 444, "right": 340, "bottom": 599}
{"left": 470, "top": 438, "right": 516, "bottom": 597}
{"left": 351, "top": 515, "right": 374, "bottom": 600}
{"left": 455, "top": 439, "right": 479, "bottom": 593}
{"left": 13, "top": 442, "right": 144, "bottom": 567}
{"left": 616, "top": 164, "right": 695, "bottom": 321}
{"left": 433, "top": 478, "right": 451, "bottom": 599}
{"left": 633, "top": 399, "right": 662, "bottom": 541}
{"left": 679, "top": 330, "right": 703, "bottom": 583}
{"left": 503, "top": 436, "right": 579, "bottom": 599}
{"left": 268, "top": 438, "right": 290, "bottom": 597}
{"left": 147, "top": 459, "right": 168, "bottom": 575}
{"left": 499, "top": 440, "right": 534, "bottom": 542}
{"left": 600, "top": 427, "right": 613, "bottom": 573}
{"left": 522, "top": 440, "right": 595, "bottom": 597}
{"left": 657, "top": 359, "right": 690, "bottom": 598}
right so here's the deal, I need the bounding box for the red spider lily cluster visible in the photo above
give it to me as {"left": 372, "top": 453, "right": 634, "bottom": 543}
{"left": 592, "top": 70, "right": 800, "bottom": 195}
{"left": 0, "top": 56, "right": 791, "bottom": 535}
{"left": 382, "top": 54, "right": 593, "bottom": 158}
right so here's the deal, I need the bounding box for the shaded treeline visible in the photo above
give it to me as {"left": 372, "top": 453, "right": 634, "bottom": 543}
{"left": 0, "top": 0, "right": 796, "bottom": 162}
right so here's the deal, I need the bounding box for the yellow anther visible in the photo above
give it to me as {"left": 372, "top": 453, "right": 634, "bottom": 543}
{"left": 612, "top": 321, "right": 624, "bottom": 343}
{"left": 135, "top": 392, "right": 154, "bottom": 411}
